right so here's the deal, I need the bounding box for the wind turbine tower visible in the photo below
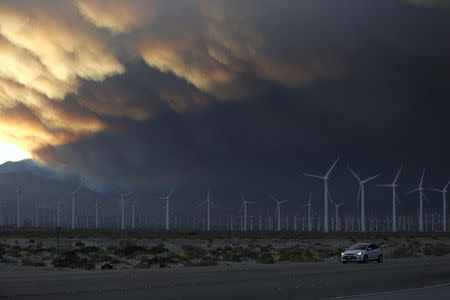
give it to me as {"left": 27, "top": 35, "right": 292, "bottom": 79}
{"left": 430, "top": 179, "right": 450, "bottom": 232}
{"left": 240, "top": 192, "right": 255, "bottom": 231}
{"left": 16, "top": 188, "right": 22, "bottom": 229}
{"left": 72, "top": 185, "right": 81, "bottom": 229}
{"left": 120, "top": 192, "right": 133, "bottom": 230}
{"left": 160, "top": 187, "right": 174, "bottom": 230}
{"left": 56, "top": 197, "right": 62, "bottom": 227}
{"left": 304, "top": 157, "right": 340, "bottom": 232}
{"left": 200, "top": 187, "right": 213, "bottom": 231}
{"left": 347, "top": 166, "right": 380, "bottom": 233}
{"left": 378, "top": 167, "right": 402, "bottom": 232}
{"left": 334, "top": 202, "right": 344, "bottom": 231}
{"left": 271, "top": 195, "right": 288, "bottom": 231}
{"left": 95, "top": 199, "right": 100, "bottom": 229}
{"left": 131, "top": 200, "right": 136, "bottom": 229}
{"left": 35, "top": 203, "right": 39, "bottom": 227}
{"left": 0, "top": 203, "right": 3, "bottom": 226}
{"left": 407, "top": 170, "right": 426, "bottom": 232}
{"left": 306, "top": 193, "right": 312, "bottom": 231}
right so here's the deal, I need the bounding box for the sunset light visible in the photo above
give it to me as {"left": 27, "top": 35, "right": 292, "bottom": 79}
{"left": 0, "top": 140, "right": 31, "bottom": 164}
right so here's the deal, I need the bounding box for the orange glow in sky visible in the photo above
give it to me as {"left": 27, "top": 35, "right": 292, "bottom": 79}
{"left": 0, "top": 140, "right": 32, "bottom": 164}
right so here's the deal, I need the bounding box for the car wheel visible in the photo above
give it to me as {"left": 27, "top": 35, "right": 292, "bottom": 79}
{"left": 363, "top": 255, "right": 368, "bottom": 263}
{"left": 342, "top": 261, "right": 347, "bottom": 264}
{"left": 377, "top": 255, "right": 383, "bottom": 263}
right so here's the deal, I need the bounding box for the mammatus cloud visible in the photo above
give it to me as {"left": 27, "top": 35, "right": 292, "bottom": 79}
{"left": 0, "top": 37, "right": 76, "bottom": 99}
{"left": 0, "top": 77, "right": 106, "bottom": 151}
{"left": 0, "top": 1, "right": 124, "bottom": 87}
{"left": 75, "top": 0, "right": 159, "bottom": 34}
{"left": 0, "top": 0, "right": 351, "bottom": 164}
{"left": 0, "top": 0, "right": 124, "bottom": 154}
{"left": 405, "top": 0, "right": 450, "bottom": 7}
{"left": 2, "top": 0, "right": 448, "bottom": 185}
{"left": 137, "top": 1, "right": 350, "bottom": 98}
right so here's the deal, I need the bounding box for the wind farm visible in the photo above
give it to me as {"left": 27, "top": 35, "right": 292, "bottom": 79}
{"left": 0, "top": 0, "right": 450, "bottom": 299}
{"left": 0, "top": 158, "right": 447, "bottom": 234}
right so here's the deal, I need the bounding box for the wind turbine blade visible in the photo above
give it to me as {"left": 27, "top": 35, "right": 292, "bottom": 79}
{"left": 362, "top": 174, "right": 381, "bottom": 183}
{"left": 327, "top": 189, "right": 335, "bottom": 205}
{"left": 167, "top": 187, "right": 175, "bottom": 199}
{"left": 325, "top": 157, "right": 340, "bottom": 177}
{"left": 347, "top": 165, "right": 361, "bottom": 182}
{"left": 406, "top": 188, "right": 420, "bottom": 195}
{"left": 280, "top": 200, "right": 288, "bottom": 205}
{"left": 240, "top": 192, "right": 246, "bottom": 203}
{"left": 423, "top": 193, "right": 431, "bottom": 204}
{"left": 304, "top": 174, "right": 324, "bottom": 180}
{"left": 356, "top": 185, "right": 361, "bottom": 208}
{"left": 73, "top": 185, "right": 81, "bottom": 194}
{"left": 124, "top": 191, "right": 133, "bottom": 197}
{"left": 429, "top": 188, "right": 443, "bottom": 193}
{"left": 444, "top": 179, "right": 450, "bottom": 191}
{"left": 419, "top": 169, "right": 425, "bottom": 188}
{"left": 377, "top": 184, "right": 393, "bottom": 187}
{"left": 393, "top": 167, "right": 402, "bottom": 184}
{"left": 395, "top": 191, "right": 401, "bottom": 205}
{"left": 270, "top": 195, "right": 278, "bottom": 202}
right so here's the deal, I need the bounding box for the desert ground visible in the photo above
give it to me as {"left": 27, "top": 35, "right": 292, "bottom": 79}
{"left": 1, "top": 229, "right": 450, "bottom": 299}
{"left": 0, "top": 229, "right": 449, "bottom": 271}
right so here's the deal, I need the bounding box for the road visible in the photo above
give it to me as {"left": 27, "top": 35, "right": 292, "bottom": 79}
{"left": 1, "top": 256, "right": 450, "bottom": 299}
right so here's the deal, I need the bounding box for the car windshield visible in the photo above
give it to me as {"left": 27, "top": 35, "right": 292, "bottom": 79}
{"left": 348, "top": 243, "right": 368, "bottom": 250}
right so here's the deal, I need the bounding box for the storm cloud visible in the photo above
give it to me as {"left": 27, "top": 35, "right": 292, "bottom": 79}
{"left": 0, "top": 0, "right": 358, "bottom": 154}
{"left": 0, "top": 0, "right": 449, "bottom": 194}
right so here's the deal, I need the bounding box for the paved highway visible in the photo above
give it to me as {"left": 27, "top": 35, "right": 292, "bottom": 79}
{"left": 1, "top": 256, "right": 449, "bottom": 299}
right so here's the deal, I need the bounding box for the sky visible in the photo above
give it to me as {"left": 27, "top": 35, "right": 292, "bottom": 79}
{"left": 0, "top": 0, "right": 449, "bottom": 213}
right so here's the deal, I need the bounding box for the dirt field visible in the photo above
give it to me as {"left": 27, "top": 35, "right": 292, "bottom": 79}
{"left": 1, "top": 228, "right": 450, "bottom": 271}
{"left": 1, "top": 228, "right": 450, "bottom": 239}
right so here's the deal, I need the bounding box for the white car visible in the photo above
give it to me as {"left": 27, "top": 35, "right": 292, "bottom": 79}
{"left": 341, "top": 243, "right": 383, "bottom": 264}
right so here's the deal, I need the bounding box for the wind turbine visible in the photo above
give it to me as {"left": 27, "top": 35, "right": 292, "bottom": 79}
{"left": 71, "top": 184, "right": 81, "bottom": 229}
{"left": 95, "top": 198, "right": 100, "bottom": 229}
{"left": 160, "top": 187, "right": 174, "bottom": 230}
{"left": 0, "top": 203, "right": 3, "bottom": 226}
{"left": 304, "top": 157, "right": 340, "bottom": 232}
{"left": 271, "top": 195, "right": 288, "bottom": 231}
{"left": 56, "top": 197, "right": 62, "bottom": 228}
{"left": 407, "top": 169, "right": 427, "bottom": 232}
{"left": 333, "top": 202, "right": 344, "bottom": 231}
{"left": 120, "top": 192, "right": 133, "bottom": 230}
{"left": 16, "top": 188, "right": 22, "bottom": 229}
{"left": 200, "top": 186, "right": 213, "bottom": 231}
{"left": 306, "top": 193, "right": 312, "bottom": 231}
{"left": 347, "top": 166, "right": 380, "bottom": 233}
{"left": 35, "top": 202, "right": 39, "bottom": 227}
{"left": 131, "top": 200, "right": 137, "bottom": 229}
{"left": 430, "top": 179, "right": 450, "bottom": 232}
{"left": 377, "top": 167, "right": 402, "bottom": 232}
{"left": 240, "top": 192, "right": 255, "bottom": 231}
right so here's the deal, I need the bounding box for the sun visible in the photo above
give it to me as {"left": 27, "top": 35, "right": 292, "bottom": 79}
{"left": 0, "top": 141, "right": 32, "bottom": 165}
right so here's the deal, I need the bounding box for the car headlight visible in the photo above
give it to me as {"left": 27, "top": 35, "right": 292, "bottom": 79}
{"left": 341, "top": 252, "right": 344, "bottom": 256}
{"left": 357, "top": 252, "right": 362, "bottom": 255}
